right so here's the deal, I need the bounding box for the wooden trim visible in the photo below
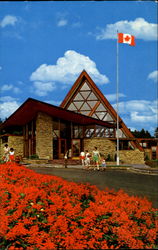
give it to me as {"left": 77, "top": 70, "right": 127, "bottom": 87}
{"left": 89, "top": 101, "right": 100, "bottom": 116}
{"left": 60, "top": 70, "right": 143, "bottom": 151}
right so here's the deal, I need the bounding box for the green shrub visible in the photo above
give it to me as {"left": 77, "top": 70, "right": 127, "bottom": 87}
{"left": 106, "top": 154, "right": 113, "bottom": 161}
{"left": 29, "top": 154, "right": 39, "bottom": 159}
{"left": 144, "top": 154, "right": 150, "bottom": 161}
{"left": 145, "top": 160, "right": 158, "bottom": 168}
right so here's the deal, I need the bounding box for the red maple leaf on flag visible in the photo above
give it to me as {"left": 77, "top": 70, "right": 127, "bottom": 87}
{"left": 118, "top": 33, "right": 135, "bottom": 46}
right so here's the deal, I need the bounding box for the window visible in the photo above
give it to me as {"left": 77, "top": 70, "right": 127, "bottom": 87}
{"left": 84, "top": 125, "right": 95, "bottom": 138}
{"left": 73, "top": 125, "right": 83, "bottom": 138}
{"left": 1, "top": 136, "right": 8, "bottom": 144}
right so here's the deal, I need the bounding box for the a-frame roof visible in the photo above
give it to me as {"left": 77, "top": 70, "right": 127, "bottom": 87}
{"left": 0, "top": 98, "right": 115, "bottom": 130}
{"left": 60, "top": 70, "right": 142, "bottom": 150}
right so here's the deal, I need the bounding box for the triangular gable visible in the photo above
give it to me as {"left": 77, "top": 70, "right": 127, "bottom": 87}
{"left": 0, "top": 97, "right": 115, "bottom": 130}
{"left": 60, "top": 70, "right": 142, "bottom": 150}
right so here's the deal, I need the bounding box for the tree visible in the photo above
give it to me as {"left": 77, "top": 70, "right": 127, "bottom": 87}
{"left": 154, "top": 127, "right": 158, "bottom": 138}
{"left": 131, "top": 129, "right": 152, "bottom": 138}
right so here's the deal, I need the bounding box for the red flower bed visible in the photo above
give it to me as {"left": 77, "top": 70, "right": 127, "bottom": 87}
{"left": 0, "top": 162, "right": 158, "bottom": 249}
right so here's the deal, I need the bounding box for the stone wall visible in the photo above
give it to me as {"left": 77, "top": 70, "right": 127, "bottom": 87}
{"left": 0, "top": 136, "right": 23, "bottom": 159}
{"left": 84, "top": 138, "right": 116, "bottom": 159}
{"left": 83, "top": 138, "right": 145, "bottom": 164}
{"left": 119, "top": 149, "right": 144, "bottom": 164}
{"left": 36, "top": 112, "right": 53, "bottom": 159}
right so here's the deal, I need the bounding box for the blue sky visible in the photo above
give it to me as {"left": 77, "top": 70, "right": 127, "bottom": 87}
{"left": 0, "top": 1, "right": 157, "bottom": 135}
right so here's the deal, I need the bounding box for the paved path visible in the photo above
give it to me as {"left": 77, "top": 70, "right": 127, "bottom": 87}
{"left": 24, "top": 163, "right": 151, "bottom": 169}
{"left": 128, "top": 164, "right": 150, "bottom": 168}
{"left": 24, "top": 162, "right": 158, "bottom": 175}
{"left": 28, "top": 165, "right": 158, "bottom": 208}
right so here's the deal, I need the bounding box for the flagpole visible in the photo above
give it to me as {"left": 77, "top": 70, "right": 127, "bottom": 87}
{"left": 116, "top": 32, "right": 120, "bottom": 166}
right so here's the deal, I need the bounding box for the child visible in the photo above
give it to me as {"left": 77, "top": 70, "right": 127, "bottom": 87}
{"left": 80, "top": 151, "right": 85, "bottom": 168}
{"left": 101, "top": 158, "right": 106, "bottom": 170}
{"left": 9, "top": 148, "right": 15, "bottom": 162}
{"left": 85, "top": 150, "right": 91, "bottom": 169}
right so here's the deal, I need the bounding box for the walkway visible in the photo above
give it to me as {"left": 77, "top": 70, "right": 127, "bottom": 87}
{"left": 27, "top": 165, "right": 158, "bottom": 208}
{"left": 24, "top": 162, "right": 158, "bottom": 175}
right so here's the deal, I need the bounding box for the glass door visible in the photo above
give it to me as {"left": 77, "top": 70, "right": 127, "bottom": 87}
{"left": 71, "top": 139, "right": 80, "bottom": 158}
{"left": 59, "top": 139, "right": 67, "bottom": 159}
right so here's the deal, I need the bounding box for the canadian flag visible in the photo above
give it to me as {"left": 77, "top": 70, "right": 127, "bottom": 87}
{"left": 118, "top": 33, "right": 135, "bottom": 46}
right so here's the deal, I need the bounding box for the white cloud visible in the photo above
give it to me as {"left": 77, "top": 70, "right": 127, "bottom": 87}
{"left": 105, "top": 93, "right": 126, "bottom": 102}
{"left": 30, "top": 50, "right": 109, "bottom": 86}
{"left": 56, "top": 11, "right": 81, "bottom": 28}
{"left": 57, "top": 18, "right": 68, "bottom": 27}
{"left": 116, "top": 100, "right": 152, "bottom": 114}
{"left": 0, "top": 15, "right": 18, "bottom": 28}
{"left": 13, "top": 87, "right": 21, "bottom": 94}
{"left": 113, "top": 99, "right": 157, "bottom": 124}
{"left": 1, "top": 84, "right": 13, "bottom": 91}
{"left": 72, "top": 22, "right": 82, "bottom": 28}
{"left": 0, "top": 101, "right": 20, "bottom": 119}
{"left": 32, "top": 81, "right": 56, "bottom": 96}
{"left": 0, "top": 84, "right": 21, "bottom": 94}
{"left": 130, "top": 111, "right": 156, "bottom": 123}
{"left": 0, "top": 96, "right": 18, "bottom": 102}
{"left": 96, "top": 18, "right": 157, "bottom": 41}
{"left": 112, "top": 99, "right": 157, "bottom": 135}
{"left": 148, "top": 70, "right": 158, "bottom": 82}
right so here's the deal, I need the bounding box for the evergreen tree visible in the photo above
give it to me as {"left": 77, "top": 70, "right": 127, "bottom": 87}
{"left": 154, "top": 127, "right": 158, "bottom": 138}
{"left": 131, "top": 129, "right": 152, "bottom": 138}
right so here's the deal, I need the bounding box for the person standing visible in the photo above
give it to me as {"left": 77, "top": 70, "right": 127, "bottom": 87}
{"left": 92, "top": 147, "right": 100, "bottom": 170}
{"left": 85, "top": 150, "right": 91, "bottom": 169}
{"left": 101, "top": 157, "right": 106, "bottom": 170}
{"left": 64, "top": 151, "right": 68, "bottom": 168}
{"left": 9, "top": 148, "right": 15, "bottom": 162}
{"left": 80, "top": 151, "right": 85, "bottom": 168}
{"left": 3, "top": 144, "right": 10, "bottom": 162}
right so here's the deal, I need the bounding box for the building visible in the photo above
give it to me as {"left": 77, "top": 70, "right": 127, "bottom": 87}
{"left": 0, "top": 71, "right": 157, "bottom": 163}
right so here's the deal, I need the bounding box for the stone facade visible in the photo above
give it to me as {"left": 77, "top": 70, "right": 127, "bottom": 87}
{"left": 119, "top": 149, "right": 144, "bottom": 164}
{"left": 84, "top": 138, "right": 116, "bottom": 159}
{"left": 0, "top": 132, "right": 145, "bottom": 164}
{"left": 0, "top": 135, "right": 23, "bottom": 159}
{"left": 36, "top": 112, "right": 53, "bottom": 159}
{"left": 83, "top": 138, "right": 145, "bottom": 164}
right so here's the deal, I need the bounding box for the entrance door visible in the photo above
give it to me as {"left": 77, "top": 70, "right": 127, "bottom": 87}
{"left": 53, "top": 138, "right": 58, "bottom": 159}
{"left": 72, "top": 139, "right": 80, "bottom": 158}
{"left": 59, "top": 139, "right": 66, "bottom": 159}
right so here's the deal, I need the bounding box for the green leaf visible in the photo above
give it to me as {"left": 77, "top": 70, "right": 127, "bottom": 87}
{"left": 7, "top": 208, "right": 17, "bottom": 215}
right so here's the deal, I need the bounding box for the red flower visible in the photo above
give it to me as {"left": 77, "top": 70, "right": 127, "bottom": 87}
{"left": 0, "top": 162, "right": 157, "bottom": 249}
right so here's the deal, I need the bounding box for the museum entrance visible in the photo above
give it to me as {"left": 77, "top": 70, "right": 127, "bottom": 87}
{"left": 53, "top": 138, "right": 82, "bottom": 159}
{"left": 59, "top": 139, "right": 66, "bottom": 159}
{"left": 53, "top": 138, "right": 67, "bottom": 159}
{"left": 71, "top": 139, "right": 81, "bottom": 158}
{"left": 52, "top": 118, "right": 83, "bottom": 159}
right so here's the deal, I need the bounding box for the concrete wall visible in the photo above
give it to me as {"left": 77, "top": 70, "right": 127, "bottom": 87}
{"left": 36, "top": 112, "right": 53, "bottom": 159}
{"left": 83, "top": 138, "right": 145, "bottom": 164}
